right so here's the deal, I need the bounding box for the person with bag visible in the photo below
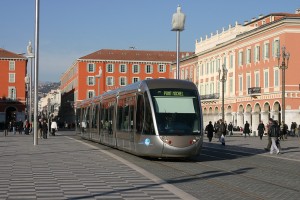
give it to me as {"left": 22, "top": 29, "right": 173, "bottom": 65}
{"left": 50, "top": 120, "right": 58, "bottom": 136}
{"left": 268, "top": 118, "right": 280, "bottom": 155}
{"left": 216, "top": 119, "right": 226, "bottom": 146}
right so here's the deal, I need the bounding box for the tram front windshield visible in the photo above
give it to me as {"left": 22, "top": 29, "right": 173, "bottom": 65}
{"left": 150, "top": 89, "right": 201, "bottom": 135}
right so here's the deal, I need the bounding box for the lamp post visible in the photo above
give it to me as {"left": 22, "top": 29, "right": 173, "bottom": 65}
{"left": 95, "top": 66, "right": 102, "bottom": 96}
{"left": 171, "top": 5, "right": 185, "bottom": 79}
{"left": 277, "top": 46, "right": 290, "bottom": 123}
{"left": 218, "top": 63, "right": 228, "bottom": 121}
{"left": 24, "top": 75, "right": 30, "bottom": 119}
{"left": 26, "top": 41, "right": 34, "bottom": 125}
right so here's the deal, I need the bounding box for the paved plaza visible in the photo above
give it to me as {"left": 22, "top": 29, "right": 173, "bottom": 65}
{"left": 0, "top": 131, "right": 195, "bottom": 200}
{"left": 0, "top": 131, "right": 299, "bottom": 200}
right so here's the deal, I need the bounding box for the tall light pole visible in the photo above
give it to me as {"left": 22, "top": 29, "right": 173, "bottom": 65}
{"left": 33, "top": 0, "right": 40, "bottom": 145}
{"left": 95, "top": 66, "right": 102, "bottom": 96}
{"left": 218, "top": 63, "right": 228, "bottom": 121}
{"left": 277, "top": 46, "right": 290, "bottom": 123}
{"left": 26, "top": 41, "right": 34, "bottom": 125}
{"left": 171, "top": 5, "right": 185, "bottom": 79}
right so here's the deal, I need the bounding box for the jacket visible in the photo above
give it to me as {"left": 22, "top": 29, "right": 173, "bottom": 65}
{"left": 268, "top": 122, "right": 279, "bottom": 137}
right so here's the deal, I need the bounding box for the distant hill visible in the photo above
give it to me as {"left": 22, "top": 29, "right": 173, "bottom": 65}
{"left": 38, "top": 82, "right": 60, "bottom": 98}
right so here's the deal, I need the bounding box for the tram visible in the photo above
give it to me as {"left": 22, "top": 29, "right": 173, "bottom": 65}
{"left": 76, "top": 79, "right": 203, "bottom": 158}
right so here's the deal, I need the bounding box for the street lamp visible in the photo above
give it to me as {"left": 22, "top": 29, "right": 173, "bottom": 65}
{"left": 24, "top": 75, "right": 30, "bottom": 119}
{"left": 218, "top": 63, "right": 228, "bottom": 121}
{"left": 95, "top": 66, "right": 102, "bottom": 96}
{"left": 277, "top": 46, "right": 290, "bottom": 123}
{"left": 27, "top": 40, "right": 34, "bottom": 125}
{"left": 171, "top": 5, "right": 185, "bottom": 79}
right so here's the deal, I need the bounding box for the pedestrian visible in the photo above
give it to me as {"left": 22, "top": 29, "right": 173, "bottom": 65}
{"left": 17, "top": 119, "right": 23, "bottom": 134}
{"left": 268, "top": 118, "right": 280, "bottom": 155}
{"left": 38, "top": 119, "right": 43, "bottom": 139}
{"left": 257, "top": 120, "right": 265, "bottom": 140}
{"left": 228, "top": 122, "right": 233, "bottom": 136}
{"left": 50, "top": 120, "right": 58, "bottom": 136}
{"left": 24, "top": 120, "right": 30, "bottom": 135}
{"left": 12, "top": 120, "right": 16, "bottom": 135}
{"left": 243, "top": 121, "right": 251, "bottom": 137}
{"left": 216, "top": 119, "right": 226, "bottom": 145}
{"left": 4, "top": 121, "right": 9, "bottom": 137}
{"left": 296, "top": 124, "right": 300, "bottom": 138}
{"left": 205, "top": 121, "right": 214, "bottom": 142}
{"left": 42, "top": 120, "right": 48, "bottom": 139}
{"left": 280, "top": 121, "right": 288, "bottom": 140}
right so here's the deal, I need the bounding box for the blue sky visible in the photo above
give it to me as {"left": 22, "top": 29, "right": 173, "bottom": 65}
{"left": 1, "top": 0, "right": 299, "bottom": 82}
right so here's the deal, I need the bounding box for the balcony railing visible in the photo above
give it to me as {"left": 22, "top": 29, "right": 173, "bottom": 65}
{"left": 200, "top": 93, "right": 220, "bottom": 100}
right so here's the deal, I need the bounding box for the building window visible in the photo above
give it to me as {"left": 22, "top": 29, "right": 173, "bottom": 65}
{"left": 8, "top": 87, "right": 16, "bottom": 100}
{"left": 255, "top": 71, "right": 260, "bottom": 87}
{"left": 87, "top": 90, "right": 95, "bottom": 99}
{"left": 229, "top": 77, "right": 233, "bottom": 94}
{"left": 206, "top": 63, "right": 209, "bottom": 74}
{"left": 246, "top": 73, "right": 251, "bottom": 89}
{"left": 273, "top": 39, "right": 280, "bottom": 58}
{"left": 264, "top": 70, "right": 269, "bottom": 88}
{"left": 106, "top": 63, "right": 114, "bottom": 73}
{"left": 181, "top": 69, "right": 184, "bottom": 79}
{"left": 274, "top": 68, "right": 279, "bottom": 87}
{"left": 9, "top": 61, "right": 15, "bottom": 71}
{"left": 238, "top": 51, "right": 243, "bottom": 66}
{"left": 246, "top": 48, "right": 251, "bottom": 64}
{"left": 132, "top": 77, "right": 139, "bottom": 83}
{"left": 210, "top": 82, "right": 214, "bottom": 94}
{"left": 132, "top": 64, "right": 140, "bottom": 74}
{"left": 106, "top": 76, "right": 114, "bottom": 86}
{"left": 145, "top": 77, "right": 152, "bottom": 80}
{"left": 158, "top": 64, "right": 166, "bottom": 73}
{"left": 239, "top": 75, "right": 243, "bottom": 92}
{"left": 87, "top": 76, "right": 95, "bottom": 86}
{"left": 254, "top": 45, "right": 260, "bottom": 62}
{"left": 145, "top": 65, "right": 153, "bottom": 74}
{"left": 9, "top": 73, "right": 15, "bottom": 83}
{"left": 119, "top": 77, "right": 127, "bottom": 86}
{"left": 87, "top": 63, "right": 95, "bottom": 73}
{"left": 263, "top": 42, "right": 270, "bottom": 59}
{"left": 119, "top": 64, "right": 127, "bottom": 73}
{"left": 230, "top": 54, "right": 234, "bottom": 69}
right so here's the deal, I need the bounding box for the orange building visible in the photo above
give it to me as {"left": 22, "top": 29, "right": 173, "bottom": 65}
{"left": 0, "top": 48, "right": 27, "bottom": 128}
{"left": 172, "top": 10, "right": 300, "bottom": 131}
{"left": 60, "top": 49, "right": 193, "bottom": 103}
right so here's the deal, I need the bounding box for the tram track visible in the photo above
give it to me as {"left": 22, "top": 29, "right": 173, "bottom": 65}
{"left": 147, "top": 147, "right": 300, "bottom": 199}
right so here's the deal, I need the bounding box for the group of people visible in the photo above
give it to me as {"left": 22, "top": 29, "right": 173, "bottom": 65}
{"left": 205, "top": 118, "right": 299, "bottom": 155}
{"left": 3, "top": 119, "right": 31, "bottom": 136}
{"left": 38, "top": 119, "right": 58, "bottom": 139}
{"left": 205, "top": 119, "right": 229, "bottom": 145}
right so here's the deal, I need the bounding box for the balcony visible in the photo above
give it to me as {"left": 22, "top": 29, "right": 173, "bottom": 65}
{"left": 200, "top": 93, "right": 220, "bottom": 100}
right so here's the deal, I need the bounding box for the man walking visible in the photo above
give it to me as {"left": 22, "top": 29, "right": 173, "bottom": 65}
{"left": 257, "top": 121, "right": 265, "bottom": 140}
{"left": 243, "top": 121, "right": 251, "bottom": 137}
{"left": 268, "top": 118, "right": 280, "bottom": 155}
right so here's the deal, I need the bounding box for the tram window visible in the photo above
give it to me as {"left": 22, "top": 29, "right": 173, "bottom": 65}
{"left": 143, "top": 93, "right": 155, "bottom": 135}
{"left": 136, "top": 94, "right": 144, "bottom": 134}
{"left": 91, "top": 105, "right": 98, "bottom": 128}
{"left": 84, "top": 107, "right": 90, "bottom": 128}
{"left": 150, "top": 89, "right": 201, "bottom": 135}
{"left": 117, "top": 98, "right": 125, "bottom": 131}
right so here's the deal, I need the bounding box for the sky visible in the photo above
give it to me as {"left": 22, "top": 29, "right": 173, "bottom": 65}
{"left": 1, "top": 0, "right": 299, "bottom": 82}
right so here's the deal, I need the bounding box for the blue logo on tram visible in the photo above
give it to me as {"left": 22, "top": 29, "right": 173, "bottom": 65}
{"left": 144, "top": 138, "right": 150, "bottom": 146}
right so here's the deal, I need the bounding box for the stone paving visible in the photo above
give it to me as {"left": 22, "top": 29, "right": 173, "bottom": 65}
{"left": 0, "top": 131, "right": 194, "bottom": 200}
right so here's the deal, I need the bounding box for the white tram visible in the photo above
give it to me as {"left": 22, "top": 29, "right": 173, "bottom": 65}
{"left": 76, "top": 79, "right": 203, "bottom": 158}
